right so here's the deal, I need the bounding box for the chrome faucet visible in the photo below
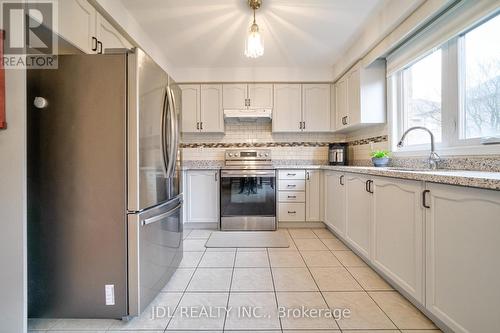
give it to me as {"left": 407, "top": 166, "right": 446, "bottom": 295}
{"left": 397, "top": 126, "right": 440, "bottom": 170}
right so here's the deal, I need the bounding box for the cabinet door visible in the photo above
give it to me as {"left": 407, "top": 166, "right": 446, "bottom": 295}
{"left": 334, "top": 79, "right": 347, "bottom": 129}
{"left": 180, "top": 85, "right": 200, "bottom": 133}
{"left": 345, "top": 174, "right": 371, "bottom": 259}
{"left": 305, "top": 170, "right": 321, "bottom": 221}
{"left": 223, "top": 84, "right": 247, "bottom": 109}
{"left": 96, "top": 13, "right": 132, "bottom": 51}
{"left": 425, "top": 183, "right": 500, "bottom": 333}
{"left": 324, "top": 171, "right": 346, "bottom": 236}
{"left": 330, "top": 84, "right": 336, "bottom": 130}
{"left": 371, "top": 178, "right": 424, "bottom": 303}
{"left": 185, "top": 170, "right": 219, "bottom": 223}
{"left": 248, "top": 84, "right": 273, "bottom": 109}
{"left": 273, "top": 84, "right": 302, "bottom": 132}
{"left": 58, "top": 0, "right": 96, "bottom": 53}
{"left": 347, "top": 68, "right": 360, "bottom": 126}
{"left": 302, "top": 84, "right": 330, "bottom": 132}
{"left": 200, "top": 84, "right": 223, "bottom": 133}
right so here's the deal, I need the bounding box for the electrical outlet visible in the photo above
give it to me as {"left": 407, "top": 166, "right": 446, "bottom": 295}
{"left": 105, "top": 284, "right": 115, "bottom": 305}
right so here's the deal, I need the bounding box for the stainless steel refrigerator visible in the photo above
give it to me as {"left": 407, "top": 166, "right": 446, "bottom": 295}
{"left": 27, "top": 48, "right": 182, "bottom": 319}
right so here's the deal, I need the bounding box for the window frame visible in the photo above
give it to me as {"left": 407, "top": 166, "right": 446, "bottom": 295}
{"left": 390, "top": 13, "right": 500, "bottom": 156}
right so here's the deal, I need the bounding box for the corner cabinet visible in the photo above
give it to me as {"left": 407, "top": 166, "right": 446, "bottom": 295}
{"left": 302, "top": 84, "right": 331, "bottom": 132}
{"left": 324, "top": 171, "right": 346, "bottom": 236}
{"left": 180, "top": 84, "right": 224, "bottom": 133}
{"left": 183, "top": 170, "right": 220, "bottom": 225}
{"left": 334, "top": 60, "right": 386, "bottom": 132}
{"left": 371, "top": 177, "right": 424, "bottom": 303}
{"left": 424, "top": 183, "right": 500, "bottom": 333}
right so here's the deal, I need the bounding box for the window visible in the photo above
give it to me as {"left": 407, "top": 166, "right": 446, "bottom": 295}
{"left": 402, "top": 49, "right": 442, "bottom": 146}
{"left": 461, "top": 15, "right": 500, "bottom": 140}
{"left": 391, "top": 13, "right": 500, "bottom": 152}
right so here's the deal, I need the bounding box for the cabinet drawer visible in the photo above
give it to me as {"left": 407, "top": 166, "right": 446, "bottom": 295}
{"left": 279, "top": 170, "right": 306, "bottom": 180}
{"left": 279, "top": 203, "right": 305, "bottom": 221}
{"left": 279, "top": 191, "right": 305, "bottom": 202}
{"left": 278, "top": 180, "right": 305, "bottom": 191}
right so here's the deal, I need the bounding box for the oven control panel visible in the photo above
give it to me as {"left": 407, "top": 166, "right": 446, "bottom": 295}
{"left": 225, "top": 149, "right": 271, "bottom": 160}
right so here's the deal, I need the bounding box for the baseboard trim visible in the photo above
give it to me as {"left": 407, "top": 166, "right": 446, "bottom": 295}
{"left": 184, "top": 222, "right": 219, "bottom": 230}
{"left": 278, "top": 221, "right": 326, "bottom": 229}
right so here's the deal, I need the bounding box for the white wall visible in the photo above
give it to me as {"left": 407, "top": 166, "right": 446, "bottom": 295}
{"left": 0, "top": 69, "right": 27, "bottom": 332}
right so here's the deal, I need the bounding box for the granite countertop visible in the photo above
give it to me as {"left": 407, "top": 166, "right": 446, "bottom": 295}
{"left": 181, "top": 160, "right": 500, "bottom": 190}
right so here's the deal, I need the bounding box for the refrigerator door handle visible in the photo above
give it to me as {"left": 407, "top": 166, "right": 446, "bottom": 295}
{"left": 166, "top": 86, "right": 178, "bottom": 178}
{"left": 161, "top": 87, "right": 170, "bottom": 176}
{"left": 170, "top": 89, "right": 181, "bottom": 173}
{"left": 165, "top": 87, "right": 174, "bottom": 178}
{"left": 141, "top": 202, "right": 182, "bottom": 226}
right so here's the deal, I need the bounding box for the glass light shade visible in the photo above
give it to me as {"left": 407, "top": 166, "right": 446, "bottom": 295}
{"left": 245, "top": 23, "right": 264, "bottom": 58}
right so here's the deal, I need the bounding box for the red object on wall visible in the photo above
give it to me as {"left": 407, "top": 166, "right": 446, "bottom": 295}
{"left": 0, "top": 29, "right": 6, "bottom": 129}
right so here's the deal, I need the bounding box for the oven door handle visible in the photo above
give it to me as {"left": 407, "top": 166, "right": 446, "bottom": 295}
{"left": 221, "top": 170, "right": 276, "bottom": 178}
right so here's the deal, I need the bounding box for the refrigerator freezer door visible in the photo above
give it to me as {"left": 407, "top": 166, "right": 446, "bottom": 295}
{"left": 27, "top": 54, "right": 128, "bottom": 318}
{"left": 128, "top": 196, "right": 183, "bottom": 316}
{"left": 128, "top": 49, "right": 171, "bottom": 212}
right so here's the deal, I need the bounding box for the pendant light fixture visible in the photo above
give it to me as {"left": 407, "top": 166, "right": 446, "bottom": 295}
{"left": 245, "top": 0, "right": 264, "bottom": 58}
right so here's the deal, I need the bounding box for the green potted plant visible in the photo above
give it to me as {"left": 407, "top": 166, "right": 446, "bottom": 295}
{"left": 371, "top": 150, "right": 390, "bottom": 167}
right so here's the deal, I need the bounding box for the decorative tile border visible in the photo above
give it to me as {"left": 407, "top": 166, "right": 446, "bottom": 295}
{"left": 180, "top": 142, "right": 332, "bottom": 148}
{"left": 347, "top": 135, "right": 388, "bottom": 146}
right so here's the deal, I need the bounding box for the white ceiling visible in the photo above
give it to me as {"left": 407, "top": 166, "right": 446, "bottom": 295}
{"left": 119, "top": 0, "right": 387, "bottom": 70}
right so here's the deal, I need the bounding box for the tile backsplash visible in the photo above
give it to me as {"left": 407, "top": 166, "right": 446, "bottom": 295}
{"left": 181, "top": 121, "right": 341, "bottom": 144}
{"left": 181, "top": 120, "right": 340, "bottom": 162}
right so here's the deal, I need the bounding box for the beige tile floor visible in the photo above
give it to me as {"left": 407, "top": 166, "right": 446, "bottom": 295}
{"left": 29, "top": 228, "right": 442, "bottom": 333}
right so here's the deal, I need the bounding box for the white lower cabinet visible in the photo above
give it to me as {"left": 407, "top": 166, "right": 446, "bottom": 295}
{"left": 305, "top": 170, "right": 321, "bottom": 221}
{"left": 184, "top": 170, "right": 219, "bottom": 224}
{"left": 324, "top": 171, "right": 346, "bottom": 236}
{"left": 345, "top": 173, "right": 372, "bottom": 259}
{"left": 371, "top": 177, "right": 424, "bottom": 303}
{"left": 425, "top": 183, "right": 500, "bottom": 333}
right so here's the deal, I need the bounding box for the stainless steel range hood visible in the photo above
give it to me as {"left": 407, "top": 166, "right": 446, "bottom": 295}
{"left": 224, "top": 108, "right": 272, "bottom": 121}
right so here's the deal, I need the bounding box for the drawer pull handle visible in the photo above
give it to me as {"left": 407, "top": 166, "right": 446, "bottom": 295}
{"left": 287, "top": 195, "right": 296, "bottom": 198}
{"left": 287, "top": 184, "right": 296, "bottom": 187}
{"left": 288, "top": 211, "right": 296, "bottom": 214}
{"left": 287, "top": 173, "right": 296, "bottom": 176}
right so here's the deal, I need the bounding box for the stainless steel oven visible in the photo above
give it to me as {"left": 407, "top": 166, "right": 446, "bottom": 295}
{"left": 220, "top": 149, "right": 276, "bottom": 231}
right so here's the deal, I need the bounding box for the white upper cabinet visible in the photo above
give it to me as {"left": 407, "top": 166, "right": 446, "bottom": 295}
{"left": 58, "top": 0, "right": 96, "bottom": 53}
{"left": 223, "top": 84, "right": 247, "bottom": 109}
{"left": 96, "top": 13, "right": 132, "bottom": 51}
{"left": 223, "top": 84, "right": 273, "bottom": 110}
{"left": 302, "top": 84, "right": 331, "bottom": 132}
{"left": 274, "top": 84, "right": 332, "bottom": 133}
{"left": 273, "top": 84, "right": 303, "bottom": 132}
{"left": 425, "top": 184, "right": 500, "bottom": 333}
{"left": 200, "top": 84, "right": 224, "bottom": 132}
{"left": 248, "top": 84, "right": 273, "bottom": 109}
{"left": 181, "top": 84, "right": 223, "bottom": 133}
{"left": 371, "top": 177, "right": 424, "bottom": 303}
{"left": 180, "top": 85, "right": 200, "bottom": 133}
{"left": 57, "top": 0, "right": 131, "bottom": 54}
{"left": 334, "top": 59, "right": 386, "bottom": 132}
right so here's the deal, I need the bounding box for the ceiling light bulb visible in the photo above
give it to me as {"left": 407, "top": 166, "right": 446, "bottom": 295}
{"left": 245, "top": 22, "right": 264, "bottom": 58}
